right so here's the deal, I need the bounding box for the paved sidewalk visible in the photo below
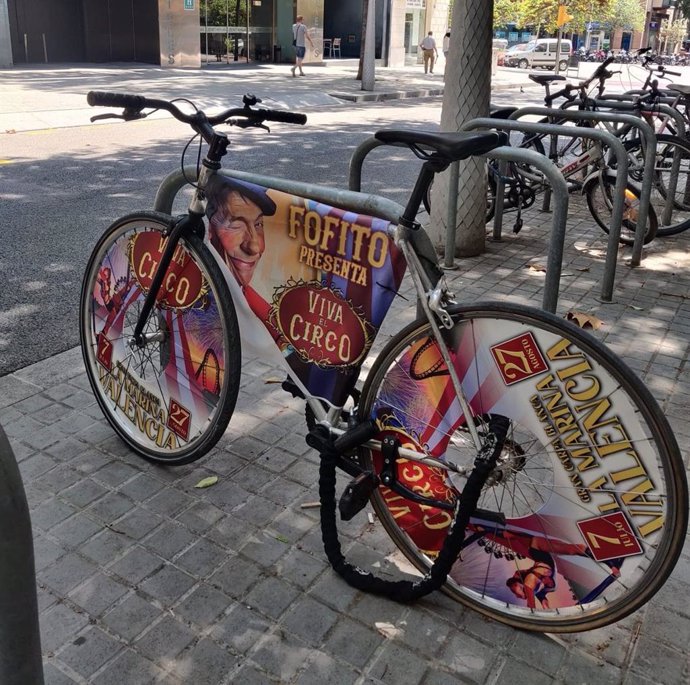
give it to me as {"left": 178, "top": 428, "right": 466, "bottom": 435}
{"left": 2, "top": 195, "right": 689, "bottom": 685}
{"left": 0, "top": 59, "right": 533, "bottom": 133}
{"left": 1, "top": 61, "right": 689, "bottom": 685}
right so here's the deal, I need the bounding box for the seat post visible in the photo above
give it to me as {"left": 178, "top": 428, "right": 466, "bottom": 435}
{"left": 400, "top": 158, "right": 446, "bottom": 227}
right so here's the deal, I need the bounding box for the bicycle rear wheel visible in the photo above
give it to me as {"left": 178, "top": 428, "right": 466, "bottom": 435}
{"left": 80, "top": 212, "right": 241, "bottom": 465}
{"left": 650, "top": 134, "right": 690, "bottom": 236}
{"left": 358, "top": 302, "right": 687, "bottom": 632}
{"left": 585, "top": 174, "right": 658, "bottom": 245}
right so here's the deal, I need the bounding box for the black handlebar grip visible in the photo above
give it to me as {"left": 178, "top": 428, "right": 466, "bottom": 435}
{"left": 667, "top": 70, "right": 682, "bottom": 76}
{"left": 87, "top": 91, "right": 147, "bottom": 110}
{"left": 262, "top": 110, "right": 307, "bottom": 125}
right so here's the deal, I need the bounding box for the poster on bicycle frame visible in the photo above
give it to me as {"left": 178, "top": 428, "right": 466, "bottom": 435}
{"left": 203, "top": 175, "right": 408, "bottom": 405}
{"left": 89, "top": 175, "right": 407, "bottom": 449}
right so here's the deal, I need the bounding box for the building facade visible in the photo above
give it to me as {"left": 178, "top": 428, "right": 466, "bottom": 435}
{"left": 0, "top": 0, "right": 452, "bottom": 68}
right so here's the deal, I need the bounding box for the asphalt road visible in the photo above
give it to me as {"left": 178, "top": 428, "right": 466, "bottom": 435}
{"left": 0, "top": 98, "right": 446, "bottom": 375}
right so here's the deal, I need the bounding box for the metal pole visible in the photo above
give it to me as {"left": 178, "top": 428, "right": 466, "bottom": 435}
{"left": 246, "top": 0, "right": 250, "bottom": 63}
{"left": 204, "top": 1, "right": 209, "bottom": 64}
{"left": 226, "top": 0, "right": 230, "bottom": 63}
{"left": 0, "top": 423, "right": 44, "bottom": 685}
{"left": 362, "top": 0, "right": 376, "bottom": 91}
{"left": 444, "top": 162, "right": 459, "bottom": 268}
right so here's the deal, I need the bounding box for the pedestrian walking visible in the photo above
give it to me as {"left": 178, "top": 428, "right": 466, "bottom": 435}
{"left": 419, "top": 31, "right": 438, "bottom": 74}
{"left": 291, "top": 15, "right": 313, "bottom": 77}
{"left": 442, "top": 31, "right": 450, "bottom": 61}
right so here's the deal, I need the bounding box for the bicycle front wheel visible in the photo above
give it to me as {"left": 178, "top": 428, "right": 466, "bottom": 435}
{"left": 358, "top": 302, "right": 687, "bottom": 632}
{"left": 80, "top": 212, "right": 241, "bottom": 465}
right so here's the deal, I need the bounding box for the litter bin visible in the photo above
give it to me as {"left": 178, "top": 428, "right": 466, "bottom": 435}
{"left": 273, "top": 45, "right": 282, "bottom": 63}
{"left": 567, "top": 52, "right": 580, "bottom": 75}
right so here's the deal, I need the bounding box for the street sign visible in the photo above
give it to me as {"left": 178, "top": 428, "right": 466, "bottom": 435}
{"left": 184, "top": 0, "right": 194, "bottom": 10}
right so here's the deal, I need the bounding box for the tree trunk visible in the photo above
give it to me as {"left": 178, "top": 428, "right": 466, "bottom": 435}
{"left": 357, "top": 0, "right": 369, "bottom": 80}
{"left": 429, "top": 0, "right": 493, "bottom": 257}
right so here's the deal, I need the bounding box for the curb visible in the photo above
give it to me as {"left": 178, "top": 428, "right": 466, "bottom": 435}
{"left": 329, "top": 87, "right": 445, "bottom": 102}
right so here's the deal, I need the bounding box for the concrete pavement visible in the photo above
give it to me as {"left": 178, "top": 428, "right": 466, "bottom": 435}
{"left": 1, "top": 60, "right": 689, "bottom": 684}
{"left": 0, "top": 59, "right": 533, "bottom": 134}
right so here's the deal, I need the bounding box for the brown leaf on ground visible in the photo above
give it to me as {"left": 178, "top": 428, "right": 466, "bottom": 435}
{"left": 565, "top": 311, "right": 604, "bottom": 330}
{"left": 528, "top": 263, "right": 547, "bottom": 273}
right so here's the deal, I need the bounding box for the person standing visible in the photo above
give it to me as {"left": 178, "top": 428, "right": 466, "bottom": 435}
{"left": 291, "top": 15, "right": 313, "bottom": 77}
{"left": 419, "top": 31, "right": 438, "bottom": 74}
{"left": 442, "top": 31, "right": 450, "bottom": 61}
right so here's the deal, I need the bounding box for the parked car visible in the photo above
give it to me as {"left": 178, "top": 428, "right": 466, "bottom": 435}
{"left": 505, "top": 38, "right": 572, "bottom": 71}
{"left": 493, "top": 38, "right": 508, "bottom": 65}
{"left": 502, "top": 43, "right": 528, "bottom": 66}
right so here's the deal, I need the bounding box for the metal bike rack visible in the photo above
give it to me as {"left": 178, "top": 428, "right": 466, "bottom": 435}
{"left": 348, "top": 136, "right": 571, "bottom": 312}
{"left": 513, "top": 107, "right": 656, "bottom": 268}
{"left": 602, "top": 93, "right": 688, "bottom": 138}
{"left": 577, "top": 98, "right": 688, "bottom": 230}
{"left": 465, "top": 116, "right": 629, "bottom": 306}
{"left": 0, "top": 423, "right": 44, "bottom": 685}
{"left": 154, "top": 165, "right": 405, "bottom": 225}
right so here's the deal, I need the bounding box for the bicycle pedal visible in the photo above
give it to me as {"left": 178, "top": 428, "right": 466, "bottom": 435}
{"left": 339, "top": 471, "right": 379, "bottom": 521}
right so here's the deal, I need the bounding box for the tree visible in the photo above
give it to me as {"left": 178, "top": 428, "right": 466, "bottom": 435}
{"left": 606, "top": 0, "right": 645, "bottom": 33}
{"left": 659, "top": 17, "right": 689, "bottom": 53}
{"left": 430, "top": 0, "right": 493, "bottom": 256}
{"left": 494, "top": 0, "right": 519, "bottom": 27}
{"left": 199, "top": 0, "right": 246, "bottom": 27}
{"left": 676, "top": 0, "right": 690, "bottom": 20}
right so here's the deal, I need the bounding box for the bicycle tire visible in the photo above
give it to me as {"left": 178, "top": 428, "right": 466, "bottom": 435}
{"left": 584, "top": 175, "right": 659, "bottom": 245}
{"left": 358, "top": 302, "right": 687, "bottom": 632}
{"left": 485, "top": 132, "right": 544, "bottom": 223}
{"left": 649, "top": 133, "right": 690, "bottom": 236}
{"left": 80, "top": 211, "right": 241, "bottom": 465}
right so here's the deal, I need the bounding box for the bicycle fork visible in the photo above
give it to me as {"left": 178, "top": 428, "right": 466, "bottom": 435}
{"left": 130, "top": 167, "right": 213, "bottom": 348}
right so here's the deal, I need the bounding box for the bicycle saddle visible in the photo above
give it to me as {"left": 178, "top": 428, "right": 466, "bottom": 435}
{"left": 489, "top": 105, "right": 517, "bottom": 120}
{"left": 528, "top": 73, "right": 567, "bottom": 85}
{"left": 667, "top": 83, "right": 690, "bottom": 96}
{"left": 374, "top": 130, "right": 508, "bottom": 161}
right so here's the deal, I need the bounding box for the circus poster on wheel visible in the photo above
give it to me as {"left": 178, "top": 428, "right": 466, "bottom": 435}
{"left": 366, "top": 317, "right": 666, "bottom": 611}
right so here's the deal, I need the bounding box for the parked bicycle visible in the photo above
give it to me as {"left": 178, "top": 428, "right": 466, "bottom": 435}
{"left": 486, "top": 57, "right": 659, "bottom": 244}
{"left": 494, "top": 54, "right": 690, "bottom": 240}
{"left": 81, "top": 91, "right": 687, "bottom": 633}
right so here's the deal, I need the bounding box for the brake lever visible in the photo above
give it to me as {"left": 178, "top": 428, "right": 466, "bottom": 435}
{"left": 225, "top": 118, "right": 271, "bottom": 133}
{"left": 90, "top": 109, "right": 147, "bottom": 123}
{"left": 90, "top": 113, "right": 123, "bottom": 122}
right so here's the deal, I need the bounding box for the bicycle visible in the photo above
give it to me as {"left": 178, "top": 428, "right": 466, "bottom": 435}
{"left": 487, "top": 58, "right": 659, "bottom": 245}
{"left": 81, "top": 90, "right": 688, "bottom": 633}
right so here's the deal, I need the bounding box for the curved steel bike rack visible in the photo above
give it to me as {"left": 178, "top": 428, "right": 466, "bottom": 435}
{"left": 513, "top": 107, "right": 657, "bottom": 269}
{"left": 464, "top": 116, "right": 629, "bottom": 306}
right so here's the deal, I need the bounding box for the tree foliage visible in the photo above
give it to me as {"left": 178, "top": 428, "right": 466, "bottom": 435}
{"left": 494, "top": 0, "right": 645, "bottom": 35}
{"left": 199, "top": 0, "right": 246, "bottom": 26}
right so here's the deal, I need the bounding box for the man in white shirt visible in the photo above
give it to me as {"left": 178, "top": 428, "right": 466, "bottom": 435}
{"left": 419, "top": 31, "right": 438, "bottom": 74}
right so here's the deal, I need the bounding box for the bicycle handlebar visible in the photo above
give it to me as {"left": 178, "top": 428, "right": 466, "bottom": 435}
{"left": 86, "top": 91, "right": 308, "bottom": 127}
{"left": 584, "top": 55, "right": 616, "bottom": 87}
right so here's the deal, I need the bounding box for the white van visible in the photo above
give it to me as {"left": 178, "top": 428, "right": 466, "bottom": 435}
{"left": 505, "top": 38, "right": 572, "bottom": 70}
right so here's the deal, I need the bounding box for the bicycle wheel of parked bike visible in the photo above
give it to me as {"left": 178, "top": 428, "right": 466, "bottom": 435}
{"left": 648, "top": 134, "right": 690, "bottom": 236}
{"left": 358, "top": 302, "right": 687, "bottom": 632}
{"left": 584, "top": 174, "right": 659, "bottom": 245}
{"left": 80, "top": 212, "right": 241, "bottom": 465}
